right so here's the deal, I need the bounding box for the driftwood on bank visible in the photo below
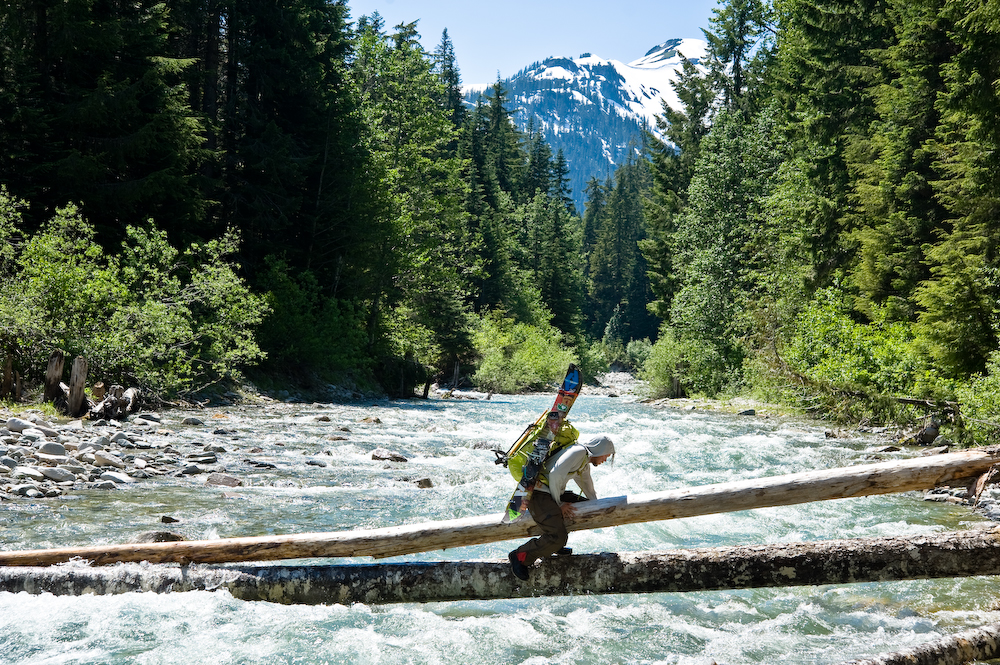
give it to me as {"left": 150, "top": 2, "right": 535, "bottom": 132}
{"left": 0, "top": 449, "right": 997, "bottom": 568}
{"left": 89, "top": 384, "right": 140, "bottom": 421}
{"left": 842, "top": 621, "right": 1000, "bottom": 665}
{"left": 2, "top": 526, "right": 1000, "bottom": 605}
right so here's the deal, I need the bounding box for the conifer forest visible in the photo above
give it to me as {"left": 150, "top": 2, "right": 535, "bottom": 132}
{"left": 2, "top": 0, "right": 1000, "bottom": 438}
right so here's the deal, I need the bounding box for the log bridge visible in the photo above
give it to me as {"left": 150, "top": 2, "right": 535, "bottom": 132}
{"left": 4, "top": 449, "right": 1000, "bottom": 664}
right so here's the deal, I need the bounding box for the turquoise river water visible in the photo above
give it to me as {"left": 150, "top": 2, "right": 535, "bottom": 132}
{"left": 1, "top": 393, "right": 996, "bottom": 664}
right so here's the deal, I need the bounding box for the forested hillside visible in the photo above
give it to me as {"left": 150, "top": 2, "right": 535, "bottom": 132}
{"left": 3, "top": 0, "right": 1000, "bottom": 439}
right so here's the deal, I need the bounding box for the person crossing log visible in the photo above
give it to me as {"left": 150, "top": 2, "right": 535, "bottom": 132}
{"left": 0, "top": 448, "right": 997, "bottom": 568}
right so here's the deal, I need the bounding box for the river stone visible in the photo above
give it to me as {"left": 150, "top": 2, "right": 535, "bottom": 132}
{"left": 11, "top": 484, "right": 42, "bottom": 497}
{"left": 18, "top": 428, "right": 46, "bottom": 443}
{"left": 32, "top": 424, "right": 59, "bottom": 438}
{"left": 372, "top": 447, "right": 407, "bottom": 462}
{"left": 182, "top": 417, "right": 205, "bottom": 426}
{"left": 206, "top": 472, "right": 242, "bottom": 487}
{"left": 94, "top": 451, "right": 126, "bottom": 468}
{"left": 38, "top": 442, "right": 67, "bottom": 457}
{"left": 4, "top": 417, "right": 32, "bottom": 432}
{"left": 0, "top": 464, "right": 9, "bottom": 475}
{"left": 1, "top": 456, "right": 17, "bottom": 469}
{"left": 40, "top": 467, "right": 76, "bottom": 483}
{"left": 180, "top": 464, "right": 204, "bottom": 475}
{"left": 13, "top": 466, "right": 45, "bottom": 481}
{"left": 91, "top": 480, "right": 118, "bottom": 490}
{"left": 99, "top": 471, "right": 133, "bottom": 484}
{"left": 36, "top": 453, "right": 70, "bottom": 464}
{"left": 136, "top": 413, "right": 162, "bottom": 423}
{"left": 306, "top": 459, "right": 327, "bottom": 467}
{"left": 78, "top": 440, "right": 106, "bottom": 455}
{"left": 130, "top": 531, "right": 185, "bottom": 543}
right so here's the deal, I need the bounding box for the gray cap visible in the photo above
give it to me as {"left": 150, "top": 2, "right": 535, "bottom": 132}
{"left": 582, "top": 436, "right": 615, "bottom": 460}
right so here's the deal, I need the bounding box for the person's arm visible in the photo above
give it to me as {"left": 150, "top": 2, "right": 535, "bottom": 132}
{"left": 574, "top": 464, "right": 597, "bottom": 501}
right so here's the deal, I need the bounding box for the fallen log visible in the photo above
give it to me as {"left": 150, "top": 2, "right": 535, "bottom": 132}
{"left": 842, "top": 621, "right": 1000, "bottom": 665}
{"left": 0, "top": 448, "right": 997, "bottom": 567}
{"left": 2, "top": 526, "right": 1000, "bottom": 605}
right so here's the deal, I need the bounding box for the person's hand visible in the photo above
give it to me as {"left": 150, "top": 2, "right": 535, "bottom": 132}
{"left": 560, "top": 503, "right": 577, "bottom": 519}
{"left": 518, "top": 498, "right": 528, "bottom": 512}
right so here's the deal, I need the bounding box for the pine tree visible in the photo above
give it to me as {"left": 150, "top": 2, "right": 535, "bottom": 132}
{"left": 642, "top": 54, "right": 715, "bottom": 320}
{"left": 0, "top": 0, "right": 207, "bottom": 243}
{"left": 913, "top": 0, "right": 1000, "bottom": 377}
{"left": 433, "top": 29, "right": 466, "bottom": 130}
{"left": 848, "top": 0, "right": 953, "bottom": 321}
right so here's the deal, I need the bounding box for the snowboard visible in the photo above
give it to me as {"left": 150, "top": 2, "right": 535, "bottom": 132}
{"left": 500, "top": 364, "right": 582, "bottom": 524}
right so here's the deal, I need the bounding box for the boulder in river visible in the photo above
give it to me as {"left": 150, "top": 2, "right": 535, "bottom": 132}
{"left": 372, "top": 447, "right": 407, "bottom": 462}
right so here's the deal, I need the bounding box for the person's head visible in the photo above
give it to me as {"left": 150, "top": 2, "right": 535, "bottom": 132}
{"left": 547, "top": 410, "right": 563, "bottom": 429}
{"left": 583, "top": 437, "right": 615, "bottom": 466}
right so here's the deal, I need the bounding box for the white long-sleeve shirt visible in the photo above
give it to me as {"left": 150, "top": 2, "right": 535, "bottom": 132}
{"left": 537, "top": 443, "right": 596, "bottom": 506}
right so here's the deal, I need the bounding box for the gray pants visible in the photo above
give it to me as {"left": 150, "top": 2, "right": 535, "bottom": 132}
{"left": 514, "top": 489, "right": 567, "bottom": 565}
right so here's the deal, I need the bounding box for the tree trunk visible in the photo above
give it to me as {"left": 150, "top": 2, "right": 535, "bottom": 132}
{"left": 43, "top": 349, "right": 64, "bottom": 402}
{"left": 2, "top": 527, "right": 1000, "bottom": 606}
{"left": 68, "top": 356, "right": 88, "bottom": 416}
{"left": 1, "top": 355, "right": 11, "bottom": 398}
{"left": 842, "top": 621, "right": 1000, "bottom": 665}
{"left": 0, "top": 450, "right": 996, "bottom": 567}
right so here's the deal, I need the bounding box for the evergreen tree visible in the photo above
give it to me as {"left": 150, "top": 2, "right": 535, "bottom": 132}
{"left": 433, "top": 29, "right": 466, "bottom": 130}
{"left": 914, "top": 0, "right": 1000, "bottom": 377}
{"left": 847, "top": 0, "right": 953, "bottom": 321}
{"left": 667, "top": 108, "right": 784, "bottom": 391}
{"left": 0, "top": 0, "right": 207, "bottom": 243}
{"left": 353, "top": 17, "right": 473, "bottom": 376}
{"left": 642, "top": 54, "right": 715, "bottom": 320}
{"left": 588, "top": 157, "right": 653, "bottom": 341}
{"left": 773, "top": 0, "right": 893, "bottom": 288}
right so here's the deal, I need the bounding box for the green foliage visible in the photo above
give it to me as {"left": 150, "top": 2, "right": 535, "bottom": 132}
{"left": 782, "top": 287, "right": 923, "bottom": 395}
{"left": 956, "top": 351, "right": 1000, "bottom": 444}
{"left": 641, "top": 326, "right": 734, "bottom": 397}
{"left": 254, "top": 259, "right": 367, "bottom": 374}
{"left": 471, "top": 312, "right": 577, "bottom": 393}
{"left": 0, "top": 191, "right": 267, "bottom": 398}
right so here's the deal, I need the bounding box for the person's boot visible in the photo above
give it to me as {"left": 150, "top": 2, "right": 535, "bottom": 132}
{"left": 555, "top": 547, "right": 572, "bottom": 556}
{"left": 508, "top": 550, "right": 530, "bottom": 580}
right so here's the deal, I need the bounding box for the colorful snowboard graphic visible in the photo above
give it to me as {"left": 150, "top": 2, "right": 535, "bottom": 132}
{"left": 500, "top": 364, "right": 582, "bottom": 524}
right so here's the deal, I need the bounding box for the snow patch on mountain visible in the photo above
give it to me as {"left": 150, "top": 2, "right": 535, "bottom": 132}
{"left": 462, "top": 38, "right": 708, "bottom": 212}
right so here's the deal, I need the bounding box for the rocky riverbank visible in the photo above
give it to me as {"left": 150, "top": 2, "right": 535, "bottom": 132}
{"left": 0, "top": 410, "right": 240, "bottom": 501}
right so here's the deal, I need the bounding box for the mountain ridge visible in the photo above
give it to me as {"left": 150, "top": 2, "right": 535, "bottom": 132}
{"left": 463, "top": 38, "right": 707, "bottom": 211}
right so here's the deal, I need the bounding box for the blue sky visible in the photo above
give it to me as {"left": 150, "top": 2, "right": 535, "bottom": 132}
{"left": 345, "top": 0, "right": 721, "bottom": 86}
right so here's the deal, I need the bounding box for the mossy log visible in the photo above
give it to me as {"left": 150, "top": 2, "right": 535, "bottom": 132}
{"left": 0, "top": 450, "right": 997, "bottom": 568}
{"left": 2, "top": 526, "right": 1000, "bottom": 606}
{"left": 842, "top": 621, "right": 1000, "bottom": 665}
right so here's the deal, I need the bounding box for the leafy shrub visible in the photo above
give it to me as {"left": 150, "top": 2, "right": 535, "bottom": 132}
{"left": 783, "top": 287, "right": 923, "bottom": 395}
{"left": 641, "top": 325, "right": 732, "bottom": 397}
{"left": 255, "top": 258, "right": 368, "bottom": 373}
{"left": 472, "top": 311, "right": 577, "bottom": 393}
{"left": 0, "top": 191, "right": 268, "bottom": 399}
{"left": 956, "top": 351, "right": 1000, "bottom": 444}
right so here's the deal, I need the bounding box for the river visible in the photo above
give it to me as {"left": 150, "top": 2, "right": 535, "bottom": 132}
{"left": 1, "top": 391, "right": 996, "bottom": 664}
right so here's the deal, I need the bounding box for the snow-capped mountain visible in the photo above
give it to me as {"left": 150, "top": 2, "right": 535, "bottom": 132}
{"left": 464, "top": 38, "right": 707, "bottom": 212}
